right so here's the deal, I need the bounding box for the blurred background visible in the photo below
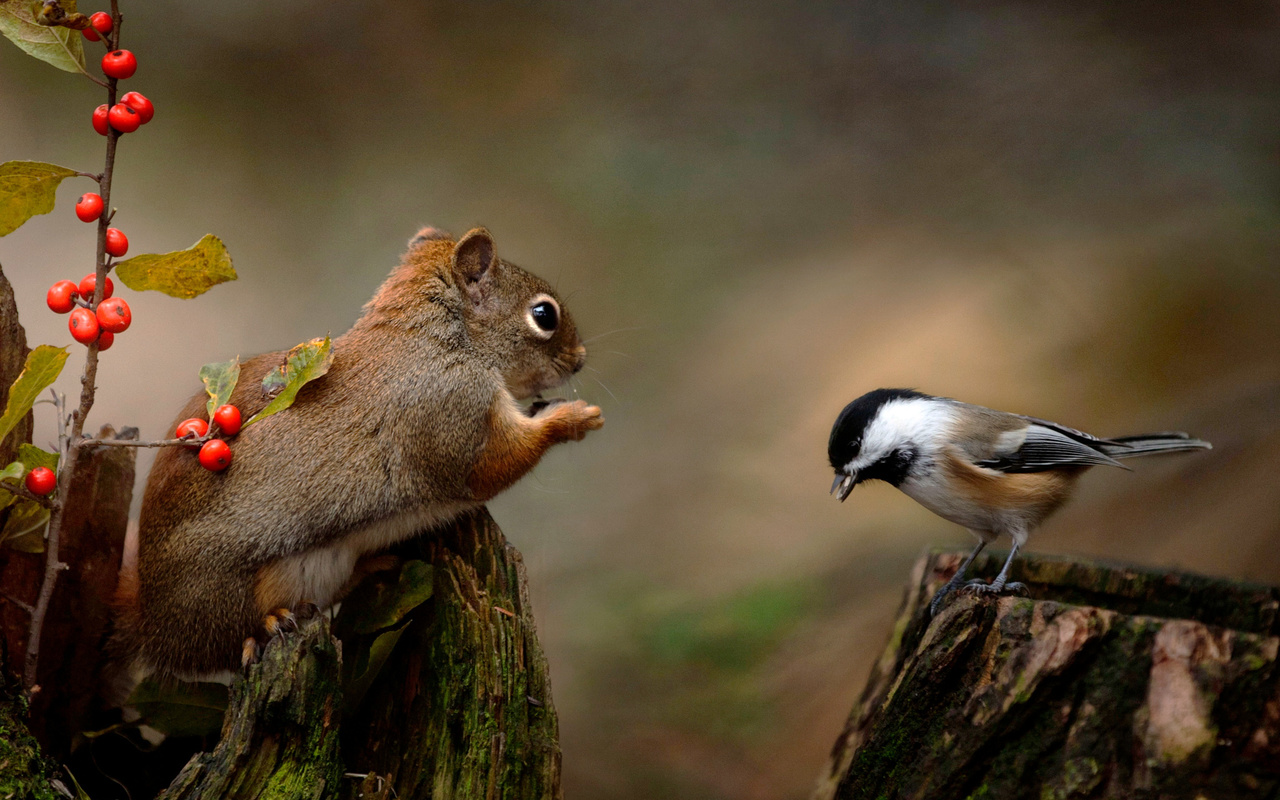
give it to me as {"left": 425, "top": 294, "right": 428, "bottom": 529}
{"left": 3, "top": 1, "right": 1279, "bottom": 797}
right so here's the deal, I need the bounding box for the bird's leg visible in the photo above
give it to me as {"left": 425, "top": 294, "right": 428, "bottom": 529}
{"left": 964, "top": 540, "right": 1028, "bottom": 596}
{"left": 929, "top": 539, "right": 987, "bottom": 616}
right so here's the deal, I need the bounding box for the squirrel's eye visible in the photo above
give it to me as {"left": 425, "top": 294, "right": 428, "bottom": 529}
{"left": 526, "top": 295, "right": 560, "bottom": 338}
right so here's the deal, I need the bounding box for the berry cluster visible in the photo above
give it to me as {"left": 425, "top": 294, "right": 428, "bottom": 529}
{"left": 46, "top": 272, "right": 131, "bottom": 349}
{"left": 90, "top": 83, "right": 151, "bottom": 137}
{"left": 84, "top": 9, "right": 152, "bottom": 274}
{"left": 175, "top": 404, "right": 242, "bottom": 472}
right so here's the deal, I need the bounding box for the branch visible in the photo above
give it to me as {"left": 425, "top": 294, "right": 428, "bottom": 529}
{"left": 23, "top": 19, "right": 122, "bottom": 692}
{"left": 81, "top": 435, "right": 204, "bottom": 449}
{"left": 0, "top": 591, "right": 35, "bottom": 616}
{"left": 0, "top": 481, "right": 56, "bottom": 510}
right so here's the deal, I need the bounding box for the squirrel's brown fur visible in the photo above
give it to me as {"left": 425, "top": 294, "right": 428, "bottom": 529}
{"left": 116, "top": 228, "right": 602, "bottom": 680}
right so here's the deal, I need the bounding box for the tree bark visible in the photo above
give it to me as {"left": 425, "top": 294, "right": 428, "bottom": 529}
{"left": 29, "top": 425, "right": 136, "bottom": 755}
{"left": 815, "top": 549, "right": 1280, "bottom": 800}
{"left": 157, "top": 614, "right": 344, "bottom": 800}
{"left": 0, "top": 263, "right": 31, "bottom": 469}
{"left": 339, "top": 507, "right": 562, "bottom": 800}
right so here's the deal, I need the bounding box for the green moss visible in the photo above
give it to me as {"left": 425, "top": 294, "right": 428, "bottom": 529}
{"left": 0, "top": 688, "right": 58, "bottom": 800}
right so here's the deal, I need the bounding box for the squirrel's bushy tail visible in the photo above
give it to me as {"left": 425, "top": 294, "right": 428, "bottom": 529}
{"left": 1101, "top": 432, "right": 1212, "bottom": 459}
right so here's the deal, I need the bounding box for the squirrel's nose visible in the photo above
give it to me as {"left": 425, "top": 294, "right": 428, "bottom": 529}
{"left": 571, "top": 344, "right": 587, "bottom": 373}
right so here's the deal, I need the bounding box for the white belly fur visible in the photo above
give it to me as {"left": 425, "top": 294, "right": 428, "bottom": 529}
{"left": 265, "top": 501, "right": 474, "bottom": 609}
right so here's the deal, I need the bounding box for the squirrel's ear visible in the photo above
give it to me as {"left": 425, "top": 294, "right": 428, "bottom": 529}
{"left": 452, "top": 228, "right": 496, "bottom": 305}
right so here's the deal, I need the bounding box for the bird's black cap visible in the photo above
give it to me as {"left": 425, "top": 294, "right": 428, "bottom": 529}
{"left": 828, "top": 388, "right": 929, "bottom": 471}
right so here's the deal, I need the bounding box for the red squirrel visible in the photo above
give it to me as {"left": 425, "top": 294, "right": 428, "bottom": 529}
{"left": 115, "top": 227, "right": 603, "bottom": 679}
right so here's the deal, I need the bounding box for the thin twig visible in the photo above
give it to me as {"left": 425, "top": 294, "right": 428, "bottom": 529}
{"left": 0, "top": 481, "right": 56, "bottom": 509}
{"left": 76, "top": 171, "right": 102, "bottom": 183}
{"left": 81, "top": 435, "right": 203, "bottom": 449}
{"left": 52, "top": 389, "right": 69, "bottom": 467}
{"left": 0, "top": 591, "right": 35, "bottom": 616}
{"left": 23, "top": 4, "right": 121, "bottom": 690}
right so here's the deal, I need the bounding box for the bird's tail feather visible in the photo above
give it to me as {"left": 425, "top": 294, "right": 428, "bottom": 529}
{"left": 1101, "top": 432, "right": 1212, "bottom": 459}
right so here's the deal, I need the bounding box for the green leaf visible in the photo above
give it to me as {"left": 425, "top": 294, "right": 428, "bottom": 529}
{"left": 0, "top": 1, "right": 88, "bottom": 76}
{"left": 2, "top": 499, "right": 48, "bottom": 552}
{"left": 62, "top": 766, "right": 93, "bottom": 800}
{"left": 245, "top": 336, "right": 333, "bottom": 427}
{"left": 17, "top": 443, "right": 56, "bottom": 472}
{"left": 344, "top": 625, "right": 406, "bottom": 714}
{"left": 350, "top": 561, "right": 434, "bottom": 635}
{"left": 0, "top": 461, "right": 20, "bottom": 510}
{"left": 126, "top": 678, "right": 228, "bottom": 738}
{"left": 0, "top": 344, "right": 68, "bottom": 447}
{"left": 114, "top": 234, "right": 237, "bottom": 299}
{"left": 0, "top": 160, "right": 79, "bottom": 237}
{"left": 199, "top": 357, "right": 240, "bottom": 418}
{"left": 0, "top": 461, "right": 23, "bottom": 483}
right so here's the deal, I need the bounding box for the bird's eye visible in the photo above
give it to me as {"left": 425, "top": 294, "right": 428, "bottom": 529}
{"left": 526, "top": 295, "right": 559, "bottom": 339}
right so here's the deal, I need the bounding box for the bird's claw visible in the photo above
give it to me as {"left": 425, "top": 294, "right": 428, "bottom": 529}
{"left": 961, "top": 579, "right": 1027, "bottom": 597}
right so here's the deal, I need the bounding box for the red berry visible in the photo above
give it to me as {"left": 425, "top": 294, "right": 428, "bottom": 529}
{"left": 96, "top": 297, "right": 131, "bottom": 333}
{"left": 97, "top": 330, "right": 114, "bottom": 351}
{"left": 120, "top": 91, "right": 154, "bottom": 124}
{"left": 69, "top": 307, "right": 99, "bottom": 344}
{"left": 108, "top": 103, "right": 140, "bottom": 133}
{"left": 79, "top": 273, "right": 114, "bottom": 300}
{"left": 92, "top": 104, "right": 110, "bottom": 136}
{"left": 24, "top": 467, "right": 57, "bottom": 496}
{"left": 105, "top": 228, "right": 128, "bottom": 257}
{"left": 213, "top": 404, "right": 242, "bottom": 436}
{"left": 82, "top": 11, "right": 112, "bottom": 41}
{"left": 175, "top": 417, "right": 209, "bottom": 450}
{"left": 76, "top": 192, "right": 104, "bottom": 222}
{"left": 47, "top": 280, "right": 79, "bottom": 314}
{"left": 101, "top": 50, "right": 137, "bottom": 80}
{"left": 198, "top": 439, "right": 232, "bottom": 471}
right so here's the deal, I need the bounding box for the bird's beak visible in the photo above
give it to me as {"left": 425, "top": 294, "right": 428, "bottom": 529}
{"left": 831, "top": 472, "right": 856, "bottom": 502}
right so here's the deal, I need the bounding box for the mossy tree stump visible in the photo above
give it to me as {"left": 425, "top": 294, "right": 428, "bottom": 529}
{"left": 338, "top": 508, "right": 562, "bottom": 800}
{"left": 155, "top": 508, "right": 560, "bottom": 800}
{"left": 815, "top": 550, "right": 1280, "bottom": 800}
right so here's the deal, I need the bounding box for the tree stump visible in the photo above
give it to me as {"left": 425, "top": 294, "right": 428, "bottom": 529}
{"left": 158, "top": 615, "right": 344, "bottom": 800}
{"left": 815, "top": 549, "right": 1280, "bottom": 800}
{"left": 339, "top": 508, "right": 562, "bottom": 800}
{"left": 150, "top": 508, "right": 561, "bottom": 800}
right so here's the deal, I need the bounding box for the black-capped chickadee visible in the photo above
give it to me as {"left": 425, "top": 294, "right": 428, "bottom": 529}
{"left": 827, "top": 389, "right": 1211, "bottom": 614}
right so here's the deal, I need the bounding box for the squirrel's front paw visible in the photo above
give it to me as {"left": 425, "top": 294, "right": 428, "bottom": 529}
{"left": 543, "top": 399, "right": 604, "bottom": 441}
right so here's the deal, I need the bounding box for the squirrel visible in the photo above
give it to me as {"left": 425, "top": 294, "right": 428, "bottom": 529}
{"left": 114, "top": 226, "right": 603, "bottom": 680}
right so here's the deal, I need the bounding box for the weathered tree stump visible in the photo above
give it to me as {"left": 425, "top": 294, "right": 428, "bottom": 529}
{"left": 815, "top": 550, "right": 1280, "bottom": 800}
{"left": 30, "top": 425, "right": 136, "bottom": 754}
{"left": 153, "top": 508, "right": 561, "bottom": 800}
{"left": 339, "top": 508, "right": 562, "bottom": 800}
{"left": 158, "top": 614, "right": 344, "bottom": 800}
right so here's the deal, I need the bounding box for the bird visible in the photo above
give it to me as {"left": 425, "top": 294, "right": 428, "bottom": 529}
{"left": 827, "top": 388, "right": 1211, "bottom": 614}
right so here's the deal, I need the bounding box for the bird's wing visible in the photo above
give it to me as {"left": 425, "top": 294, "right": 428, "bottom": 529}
{"left": 1014, "top": 414, "right": 1120, "bottom": 446}
{"left": 973, "top": 423, "right": 1125, "bottom": 473}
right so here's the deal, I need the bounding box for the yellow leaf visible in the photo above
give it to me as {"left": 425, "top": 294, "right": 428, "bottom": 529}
{"left": 0, "top": 160, "right": 78, "bottom": 236}
{"left": 114, "top": 234, "right": 237, "bottom": 299}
